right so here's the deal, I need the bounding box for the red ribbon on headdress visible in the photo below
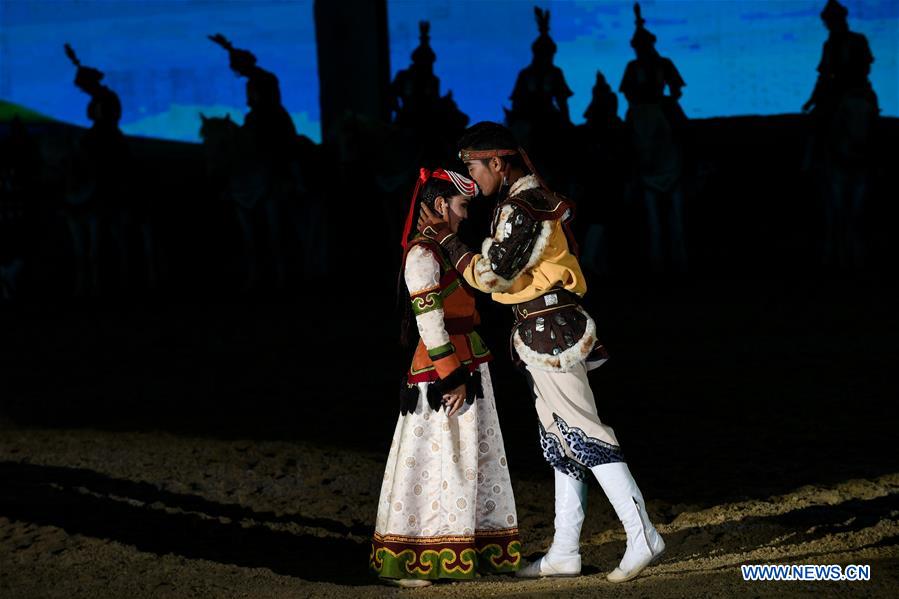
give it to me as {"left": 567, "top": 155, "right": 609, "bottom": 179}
{"left": 401, "top": 168, "right": 432, "bottom": 250}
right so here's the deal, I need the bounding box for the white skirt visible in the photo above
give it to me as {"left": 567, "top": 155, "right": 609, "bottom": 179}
{"left": 370, "top": 363, "right": 521, "bottom": 580}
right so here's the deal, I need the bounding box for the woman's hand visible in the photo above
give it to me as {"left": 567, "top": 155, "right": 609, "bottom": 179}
{"left": 443, "top": 383, "right": 467, "bottom": 417}
{"left": 417, "top": 203, "right": 445, "bottom": 233}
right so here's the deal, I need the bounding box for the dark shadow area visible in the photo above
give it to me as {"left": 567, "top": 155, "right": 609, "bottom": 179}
{"left": 644, "top": 492, "right": 899, "bottom": 574}
{"left": 2, "top": 275, "right": 896, "bottom": 511}
{"left": 770, "top": 494, "right": 899, "bottom": 546}
{"left": 0, "top": 461, "right": 372, "bottom": 584}
{"left": 0, "top": 461, "right": 372, "bottom": 538}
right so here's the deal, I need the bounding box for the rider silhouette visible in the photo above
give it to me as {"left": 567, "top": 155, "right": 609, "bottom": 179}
{"left": 802, "top": 0, "right": 879, "bottom": 119}
{"left": 390, "top": 21, "right": 440, "bottom": 128}
{"left": 618, "top": 4, "right": 688, "bottom": 273}
{"left": 802, "top": 0, "right": 879, "bottom": 270}
{"left": 64, "top": 44, "right": 129, "bottom": 212}
{"left": 619, "top": 4, "right": 686, "bottom": 132}
{"left": 65, "top": 44, "right": 122, "bottom": 134}
{"left": 583, "top": 71, "right": 621, "bottom": 133}
{"left": 389, "top": 21, "right": 468, "bottom": 163}
{"left": 508, "top": 7, "right": 573, "bottom": 128}
{"left": 63, "top": 44, "right": 133, "bottom": 295}
{"left": 65, "top": 43, "right": 124, "bottom": 149}
{"left": 209, "top": 34, "right": 297, "bottom": 170}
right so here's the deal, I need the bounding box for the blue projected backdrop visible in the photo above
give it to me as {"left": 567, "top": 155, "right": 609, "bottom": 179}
{"left": 1, "top": 0, "right": 896, "bottom": 143}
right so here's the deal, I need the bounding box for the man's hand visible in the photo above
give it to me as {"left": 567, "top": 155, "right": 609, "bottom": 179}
{"left": 443, "top": 383, "right": 467, "bottom": 417}
{"left": 417, "top": 203, "right": 445, "bottom": 233}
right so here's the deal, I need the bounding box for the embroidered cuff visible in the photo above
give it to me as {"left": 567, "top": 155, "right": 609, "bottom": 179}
{"left": 427, "top": 342, "right": 456, "bottom": 361}
{"left": 432, "top": 353, "right": 463, "bottom": 379}
{"left": 410, "top": 287, "right": 443, "bottom": 315}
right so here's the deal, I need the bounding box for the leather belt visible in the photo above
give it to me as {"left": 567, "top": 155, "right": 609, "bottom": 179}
{"left": 512, "top": 289, "right": 579, "bottom": 324}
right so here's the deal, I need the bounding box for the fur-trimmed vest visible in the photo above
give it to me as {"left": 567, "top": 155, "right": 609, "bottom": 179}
{"left": 489, "top": 176, "right": 607, "bottom": 373}
{"left": 403, "top": 238, "right": 492, "bottom": 384}
{"left": 482, "top": 175, "right": 587, "bottom": 305}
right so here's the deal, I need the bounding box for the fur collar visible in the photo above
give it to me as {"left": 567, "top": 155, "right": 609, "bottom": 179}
{"left": 508, "top": 174, "right": 540, "bottom": 198}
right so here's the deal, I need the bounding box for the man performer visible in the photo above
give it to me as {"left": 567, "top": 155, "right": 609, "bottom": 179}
{"left": 417, "top": 121, "right": 665, "bottom": 582}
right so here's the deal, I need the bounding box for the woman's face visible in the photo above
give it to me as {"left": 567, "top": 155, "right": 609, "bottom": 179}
{"left": 434, "top": 194, "right": 470, "bottom": 233}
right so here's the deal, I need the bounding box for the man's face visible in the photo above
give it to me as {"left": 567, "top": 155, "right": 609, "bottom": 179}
{"left": 435, "top": 194, "right": 470, "bottom": 233}
{"left": 464, "top": 157, "right": 504, "bottom": 197}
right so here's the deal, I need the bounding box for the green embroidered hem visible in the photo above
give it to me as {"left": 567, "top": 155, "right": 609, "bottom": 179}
{"left": 370, "top": 530, "right": 521, "bottom": 580}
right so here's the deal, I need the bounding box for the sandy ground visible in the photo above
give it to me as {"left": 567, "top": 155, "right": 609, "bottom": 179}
{"left": 1, "top": 427, "right": 896, "bottom": 599}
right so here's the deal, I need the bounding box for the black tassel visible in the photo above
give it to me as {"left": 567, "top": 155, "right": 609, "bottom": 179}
{"left": 399, "top": 377, "right": 420, "bottom": 415}
{"left": 466, "top": 370, "right": 483, "bottom": 404}
{"left": 426, "top": 384, "right": 443, "bottom": 411}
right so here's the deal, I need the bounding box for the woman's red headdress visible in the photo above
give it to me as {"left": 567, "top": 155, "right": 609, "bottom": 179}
{"left": 401, "top": 168, "right": 478, "bottom": 249}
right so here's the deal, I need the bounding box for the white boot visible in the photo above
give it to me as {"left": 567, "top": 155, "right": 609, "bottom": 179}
{"left": 592, "top": 462, "right": 665, "bottom": 583}
{"left": 517, "top": 470, "right": 587, "bottom": 578}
